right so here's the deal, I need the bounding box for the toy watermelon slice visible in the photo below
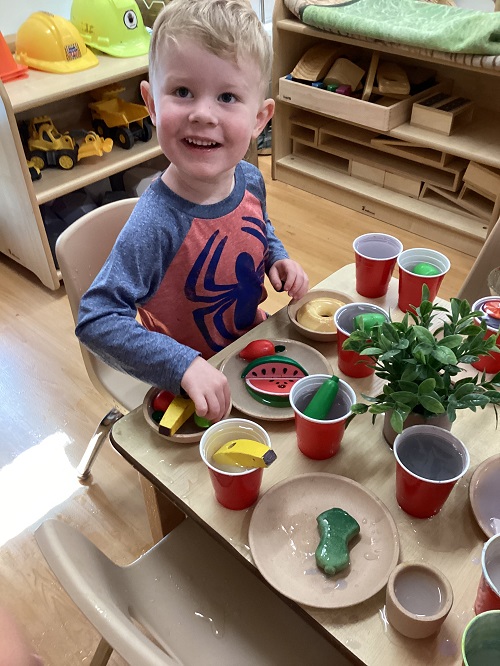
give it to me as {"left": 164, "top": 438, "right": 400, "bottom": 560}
{"left": 241, "top": 355, "right": 308, "bottom": 405}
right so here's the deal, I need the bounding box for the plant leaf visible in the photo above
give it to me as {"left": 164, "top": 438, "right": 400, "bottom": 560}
{"left": 431, "top": 346, "right": 457, "bottom": 365}
{"left": 390, "top": 410, "right": 404, "bottom": 434}
{"left": 438, "top": 335, "right": 463, "bottom": 349}
{"left": 418, "top": 395, "right": 446, "bottom": 413}
{"left": 418, "top": 378, "right": 436, "bottom": 394}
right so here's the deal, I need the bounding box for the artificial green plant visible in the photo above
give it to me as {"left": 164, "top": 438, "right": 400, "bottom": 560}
{"left": 343, "top": 285, "right": 500, "bottom": 434}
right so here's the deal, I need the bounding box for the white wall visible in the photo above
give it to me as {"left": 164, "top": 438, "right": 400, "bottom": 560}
{"left": 1, "top": 1, "right": 71, "bottom": 36}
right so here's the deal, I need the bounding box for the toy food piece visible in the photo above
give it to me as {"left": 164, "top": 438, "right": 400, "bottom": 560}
{"left": 159, "top": 396, "right": 195, "bottom": 436}
{"left": 212, "top": 438, "right": 277, "bottom": 469}
{"left": 354, "top": 313, "right": 386, "bottom": 333}
{"left": 241, "top": 355, "right": 308, "bottom": 406}
{"left": 303, "top": 375, "right": 339, "bottom": 420}
{"left": 297, "top": 297, "right": 345, "bottom": 332}
{"left": 412, "top": 262, "right": 440, "bottom": 276}
{"left": 239, "top": 339, "right": 285, "bottom": 361}
{"left": 315, "top": 508, "right": 360, "bottom": 575}
{"left": 152, "top": 389, "right": 174, "bottom": 413}
{"left": 194, "top": 414, "right": 212, "bottom": 429}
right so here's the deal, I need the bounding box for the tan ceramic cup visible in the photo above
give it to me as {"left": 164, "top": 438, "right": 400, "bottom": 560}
{"left": 385, "top": 562, "right": 453, "bottom": 639}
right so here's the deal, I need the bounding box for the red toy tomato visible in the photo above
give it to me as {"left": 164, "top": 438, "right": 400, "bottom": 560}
{"left": 152, "top": 389, "right": 174, "bottom": 413}
{"left": 239, "top": 339, "right": 276, "bottom": 361}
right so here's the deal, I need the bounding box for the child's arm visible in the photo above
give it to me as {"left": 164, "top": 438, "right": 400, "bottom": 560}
{"left": 180, "top": 357, "right": 231, "bottom": 422}
{"left": 268, "top": 258, "right": 309, "bottom": 300}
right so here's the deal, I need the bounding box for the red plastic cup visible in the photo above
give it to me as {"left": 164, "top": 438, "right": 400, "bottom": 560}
{"left": 397, "top": 248, "right": 450, "bottom": 313}
{"left": 471, "top": 297, "right": 500, "bottom": 374}
{"left": 475, "top": 534, "right": 500, "bottom": 615}
{"left": 393, "top": 425, "right": 469, "bottom": 519}
{"left": 199, "top": 418, "right": 270, "bottom": 510}
{"left": 354, "top": 233, "right": 403, "bottom": 298}
{"left": 334, "top": 302, "right": 389, "bottom": 378}
{"left": 289, "top": 375, "right": 356, "bottom": 459}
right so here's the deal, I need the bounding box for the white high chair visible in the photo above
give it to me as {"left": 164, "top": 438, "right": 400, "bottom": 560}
{"left": 35, "top": 517, "right": 352, "bottom": 666}
{"left": 55, "top": 197, "right": 150, "bottom": 480}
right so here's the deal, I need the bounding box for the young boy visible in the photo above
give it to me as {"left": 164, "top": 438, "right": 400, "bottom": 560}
{"left": 76, "top": 0, "right": 309, "bottom": 423}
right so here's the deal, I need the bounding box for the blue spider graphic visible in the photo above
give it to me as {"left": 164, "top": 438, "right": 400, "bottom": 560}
{"left": 184, "top": 216, "right": 268, "bottom": 352}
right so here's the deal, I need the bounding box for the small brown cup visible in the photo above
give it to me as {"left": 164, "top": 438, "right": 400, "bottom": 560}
{"left": 385, "top": 562, "right": 453, "bottom": 639}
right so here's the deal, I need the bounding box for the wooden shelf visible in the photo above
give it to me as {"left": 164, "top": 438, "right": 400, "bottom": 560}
{"left": 0, "top": 51, "right": 155, "bottom": 290}
{"left": 276, "top": 18, "right": 500, "bottom": 78}
{"left": 272, "top": 0, "right": 500, "bottom": 257}
{"left": 390, "top": 108, "right": 500, "bottom": 170}
{"left": 4, "top": 54, "right": 149, "bottom": 114}
{"left": 34, "top": 136, "right": 162, "bottom": 205}
{"left": 275, "top": 152, "right": 487, "bottom": 253}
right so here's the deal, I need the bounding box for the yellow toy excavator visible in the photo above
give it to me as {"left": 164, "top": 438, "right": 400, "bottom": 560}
{"left": 28, "top": 116, "right": 113, "bottom": 170}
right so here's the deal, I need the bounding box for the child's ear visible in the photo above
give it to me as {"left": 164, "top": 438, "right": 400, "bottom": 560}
{"left": 252, "top": 97, "right": 275, "bottom": 139}
{"left": 140, "top": 80, "right": 157, "bottom": 125}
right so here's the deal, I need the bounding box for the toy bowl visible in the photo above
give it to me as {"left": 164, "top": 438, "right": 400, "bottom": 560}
{"left": 287, "top": 289, "right": 354, "bottom": 342}
{"left": 142, "top": 387, "right": 232, "bottom": 444}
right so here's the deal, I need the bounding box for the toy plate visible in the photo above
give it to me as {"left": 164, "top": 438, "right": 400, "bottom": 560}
{"left": 469, "top": 453, "right": 500, "bottom": 539}
{"left": 249, "top": 473, "right": 400, "bottom": 608}
{"left": 142, "top": 387, "right": 232, "bottom": 444}
{"left": 219, "top": 339, "right": 332, "bottom": 421}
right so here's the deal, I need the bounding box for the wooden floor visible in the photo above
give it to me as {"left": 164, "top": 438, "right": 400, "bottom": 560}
{"left": 0, "top": 156, "right": 475, "bottom": 665}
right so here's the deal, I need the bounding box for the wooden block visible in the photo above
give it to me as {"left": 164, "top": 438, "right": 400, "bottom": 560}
{"left": 376, "top": 62, "right": 410, "bottom": 96}
{"left": 350, "top": 160, "right": 386, "bottom": 186}
{"left": 463, "top": 161, "right": 500, "bottom": 201}
{"left": 457, "top": 185, "right": 495, "bottom": 220}
{"left": 362, "top": 52, "right": 379, "bottom": 101}
{"left": 324, "top": 58, "right": 365, "bottom": 91}
{"left": 384, "top": 171, "right": 422, "bottom": 198}
{"left": 420, "top": 183, "right": 489, "bottom": 221}
{"left": 410, "top": 93, "right": 475, "bottom": 135}
{"left": 291, "top": 44, "right": 345, "bottom": 82}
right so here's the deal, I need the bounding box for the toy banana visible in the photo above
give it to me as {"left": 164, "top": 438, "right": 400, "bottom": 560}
{"left": 158, "top": 396, "right": 195, "bottom": 436}
{"left": 212, "top": 438, "right": 277, "bottom": 469}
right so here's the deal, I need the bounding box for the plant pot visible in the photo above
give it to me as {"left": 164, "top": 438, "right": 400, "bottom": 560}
{"left": 382, "top": 411, "right": 452, "bottom": 448}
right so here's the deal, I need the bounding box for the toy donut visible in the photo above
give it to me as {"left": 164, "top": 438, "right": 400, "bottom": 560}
{"left": 297, "top": 297, "right": 345, "bottom": 332}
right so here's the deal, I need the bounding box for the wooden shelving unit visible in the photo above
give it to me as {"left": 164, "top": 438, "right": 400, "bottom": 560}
{"left": 0, "top": 50, "right": 162, "bottom": 290}
{"left": 272, "top": 1, "right": 500, "bottom": 256}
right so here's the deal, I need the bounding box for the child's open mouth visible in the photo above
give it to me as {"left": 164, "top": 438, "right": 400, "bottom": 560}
{"left": 184, "top": 138, "right": 221, "bottom": 149}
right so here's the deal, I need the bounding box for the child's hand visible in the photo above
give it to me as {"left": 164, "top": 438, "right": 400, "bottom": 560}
{"left": 181, "top": 356, "right": 231, "bottom": 423}
{"left": 268, "top": 259, "right": 309, "bottom": 300}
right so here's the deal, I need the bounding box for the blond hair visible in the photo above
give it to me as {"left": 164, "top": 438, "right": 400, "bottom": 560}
{"left": 148, "top": 0, "right": 272, "bottom": 94}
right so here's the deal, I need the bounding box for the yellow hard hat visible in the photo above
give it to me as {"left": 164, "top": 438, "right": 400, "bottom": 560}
{"left": 15, "top": 11, "right": 98, "bottom": 74}
{"left": 71, "top": 0, "right": 151, "bottom": 58}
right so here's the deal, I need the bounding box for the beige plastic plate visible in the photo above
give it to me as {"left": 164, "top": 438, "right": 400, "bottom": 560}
{"left": 142, "top": 387, "right": 232, "bottom": 444}
{"left": 219, "top": 338, "right": 332, "bottom": 422}
{"left": 249, "top": 473, "right": 400, "bottom": 608}
{"left": 469, "top": 453, "right": 500, "bottom": 538}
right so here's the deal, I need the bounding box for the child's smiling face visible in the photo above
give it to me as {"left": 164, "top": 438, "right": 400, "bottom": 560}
{"left": 142, "top": 38, "right": 273, "bottom": 199}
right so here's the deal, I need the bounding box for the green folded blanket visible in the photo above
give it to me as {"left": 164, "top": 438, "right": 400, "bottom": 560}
{"left": 290, "top": 0, "right": 500, "bottom": 55}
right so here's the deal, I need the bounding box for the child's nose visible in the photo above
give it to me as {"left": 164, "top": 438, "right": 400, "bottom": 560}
{"left": 188, "top": 98, "right": 218, "bottom": 125}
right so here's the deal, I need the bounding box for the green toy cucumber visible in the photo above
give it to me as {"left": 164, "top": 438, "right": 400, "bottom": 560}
{"left": 315, "top": 508, "right": 360, "bottom": 575}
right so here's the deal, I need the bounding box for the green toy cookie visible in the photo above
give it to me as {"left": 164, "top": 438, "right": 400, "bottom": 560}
{"left": 315, "top": 508, "right": 360, "bottom": 575}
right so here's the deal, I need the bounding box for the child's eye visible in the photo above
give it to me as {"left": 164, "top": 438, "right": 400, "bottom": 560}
{"left": 175, "top": 87, "right": 192, "bottom": 98}
{"left": 219, "top": 92, "right": 237, "bottom": 104}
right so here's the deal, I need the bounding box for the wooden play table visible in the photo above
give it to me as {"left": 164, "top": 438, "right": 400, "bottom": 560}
{"left": 110, "top": 263, "right": 498, "bottom": 665}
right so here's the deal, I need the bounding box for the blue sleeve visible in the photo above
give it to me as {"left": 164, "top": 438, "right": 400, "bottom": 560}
{"left": 75, "top": 186, "right": 200, "bottom": 394}
{"left": 240, "top": 161, "right": 289, "bottom": 271}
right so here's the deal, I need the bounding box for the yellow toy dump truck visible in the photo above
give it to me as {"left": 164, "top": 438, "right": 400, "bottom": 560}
{"left": 88, "top": 84, "right": 153, "bottom": 150}
{"left": 28, "top": 116, "right": 113, "bottom": 170}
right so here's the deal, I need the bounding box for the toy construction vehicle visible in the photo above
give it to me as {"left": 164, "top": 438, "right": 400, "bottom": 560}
{"left": 27, "top": 160, "right": 42, "bottom": 181}
{"left": 28, "top": 116, "right": 113, "bottom": 171}
{"left": 88, "top": 84, "right": 153, "bottom": 150}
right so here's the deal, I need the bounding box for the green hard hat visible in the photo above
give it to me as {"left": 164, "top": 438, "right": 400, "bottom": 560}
{"left": 71, "top": 0, "right": 151, "bottom": 58}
